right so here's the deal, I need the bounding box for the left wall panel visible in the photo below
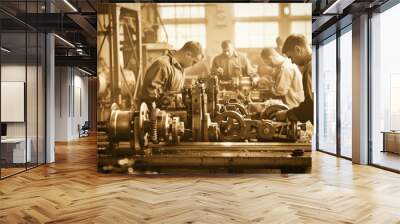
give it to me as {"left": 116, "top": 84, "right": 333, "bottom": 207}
{"left": 0, "top": 0, "right": 49, "bottom": 179}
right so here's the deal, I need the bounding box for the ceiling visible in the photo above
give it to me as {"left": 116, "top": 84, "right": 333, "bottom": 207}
{"left": 0, "top": 0, "right": 97, "bottom": 74}
{"left": 0, "top": 0, "right": 396, "bottom": 74}
{"left": 311, "top": 0, "right": 390, "bottom": 44}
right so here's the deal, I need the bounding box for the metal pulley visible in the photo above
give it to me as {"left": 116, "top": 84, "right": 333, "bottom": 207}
{"left": 138, "top": 102, "right": 150, "bottom": 147}
{"left": 109, "top": 105, "right": 135, "bottom": 142}
{"left": 261, "top": 104, "right": 289, "bottom": 120}
{"left": 170, "top": 117, "right": 185, "bottom": 144}
{"left": 214, "top": 111, "right": 246, "bottom": 141}
{"left": 258, "top": 120, "right": 275, "bottom": 140}
{"left": 223, "top": 103, "right": 248, "bottom": 117}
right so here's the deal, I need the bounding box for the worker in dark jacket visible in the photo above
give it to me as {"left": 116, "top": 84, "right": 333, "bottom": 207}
{"left": 140, "top": 41, "right": 204, "bottom": 106}
{"left": 275, "top": 34, "right": 313, "bottom": 124}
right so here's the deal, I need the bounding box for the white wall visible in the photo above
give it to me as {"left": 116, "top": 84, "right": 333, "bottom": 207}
{"left": 71, "top": 72, "right": 89, "bottom": 138}
{"left": 1, "top": 63, "right": 46, "bottom": 163}
{"left": 55, "top": 67, "right": 89, "bottom": 141}
{"left": 55, "top": 66, "right": 69, "bottom": 141}
{"left": 1, "top": 65, "right": 28, "bottom": 138}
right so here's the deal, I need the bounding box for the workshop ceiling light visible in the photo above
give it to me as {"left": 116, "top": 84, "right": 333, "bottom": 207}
{"left": 54, "top": 34, "right": 75, "bottom": 48}
{"left": 323, "top": 0, "right": 355, "bottom": 15}
{"left": 78, "top": 67, "right": 93, "bottom": 76}
{"left": 1, "top": 47, "right": 11, "bottom": 53}
{"left": 63, "top": 0, "right": 78, "bottom": 12}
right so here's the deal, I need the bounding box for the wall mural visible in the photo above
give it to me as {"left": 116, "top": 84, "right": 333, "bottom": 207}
{"left": 97, "top": 3, "right": 313, "bottom": 173}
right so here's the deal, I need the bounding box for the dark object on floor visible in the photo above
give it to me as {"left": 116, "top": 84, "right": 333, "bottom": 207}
{"left": 79, "top": 121, "right": 90, "bottom": 138}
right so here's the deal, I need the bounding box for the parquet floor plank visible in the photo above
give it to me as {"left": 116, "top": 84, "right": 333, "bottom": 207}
{"left": 0, "top": 136, "right": 399, "bottom": 223}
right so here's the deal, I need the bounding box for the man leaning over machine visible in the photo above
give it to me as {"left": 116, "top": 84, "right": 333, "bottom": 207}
{"left": 260, "top": 47, "right": 304, "bottom": 109}
{"left": 139, "top": 41, "right": 204, "bottom": 107}
{"left": 211, "top": 40, "right": 253, "bottom": 80}
{"left": 275, "top": 34, "right": 314, "bottom": 124}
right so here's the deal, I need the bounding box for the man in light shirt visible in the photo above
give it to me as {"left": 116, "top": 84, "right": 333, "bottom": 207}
{"left": 275, "top": 34, "right": 313, "bottom": 124}
{"left": 260, "top": 47, "right": 304, "bottom": 109}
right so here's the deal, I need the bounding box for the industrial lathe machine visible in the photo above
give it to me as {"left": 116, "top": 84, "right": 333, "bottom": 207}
{"left": 97, "top": 75, "right": 312, "bottom": 173}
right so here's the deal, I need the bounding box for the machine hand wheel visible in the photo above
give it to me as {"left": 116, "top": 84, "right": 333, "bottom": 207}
{"left": 224, "top": 103, "right": 248, "bottom": 117}
{"left": 138, "top": 103, "right": 150, "bottom": 146}
{"left": 261, "top": 104, "right": 289, "bottom": 120}
{"left": 215, "top": 111, "right": 246, "bottom": 141}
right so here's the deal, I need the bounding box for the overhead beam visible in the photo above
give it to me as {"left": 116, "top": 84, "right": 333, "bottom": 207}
{"left": 13, "top": 13, "right": 81, "bottom": 32}
{"left": 312, "top": 14, "right": 352, "bottom": 44}
{"left": 323, "top": 0, "right": 356, "bottom": 15}
{"left": 67, "top": 13, "right": 97, "bottom": 38}
{"left": 312, "top": 15, "right": 335, "bottom": 33}
{"left": 55, "top": 55, "right": 96, "bottom": 69}
{"left": 0, "top": 8, "right": 38, "bottom": 31}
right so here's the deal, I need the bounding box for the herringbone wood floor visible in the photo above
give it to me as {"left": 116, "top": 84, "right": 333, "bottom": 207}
{"left": 1, "top": 136, "right": 400, "bottom": 224}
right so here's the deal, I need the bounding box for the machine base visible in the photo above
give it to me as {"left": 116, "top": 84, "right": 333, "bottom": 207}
{"left": 98, "top": 142, "right": 312, "bottom": 174}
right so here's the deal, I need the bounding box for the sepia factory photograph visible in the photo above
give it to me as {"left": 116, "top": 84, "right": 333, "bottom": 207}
{"left": 1, "top": 1, "right": 400, "bottom": 223}
{"left": 96, "top": 3, "right": 313, "bottom": 173}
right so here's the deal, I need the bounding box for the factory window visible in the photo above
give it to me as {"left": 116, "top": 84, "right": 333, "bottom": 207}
{"left": 158, "top": 3, "right": 206, "bottom": 49}
{"left": 317, "top": 36, "right": 337, "bottom": 155}
{"left": 291, "top": 21, "right": 312, "bottom": 44}
{"left": 339, "top": 28, "right": 352, "bottom": 158}
{"left": 290, "top": 3, "right": 312, "bottom": 16}
{"left": 370, "top": 2, "right": 400, "bottom": 171}
{"left": 159, "top": 3, "right": 205, "bottom": 19}
{"left": 234, "top": 22, "right": 279, "bottom": 48}
{"left": 234, "top": 3, "right": 279, "bottom": 17}
{"left": 163, "top": 24, "right": 206, "bottom": 49}
{"left": 390, "top": 75, "right": 400, "bottom": 128}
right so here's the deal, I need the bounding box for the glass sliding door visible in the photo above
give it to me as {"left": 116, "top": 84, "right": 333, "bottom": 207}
{"left": 38, "top": 32, "right": 46, "bottom": 165}
{"left": 317, "top": 36, "right": 337, "bottom": 154}
{"left": 26, "top": 0, "right": 46, "bottom": 169}
{"left": 339, "top": 27, "right": 352, "bottom": 158}
{"left": 0, "top": 31, "right": 28, "bottom": 177}
{"left": 27, "top": 30, "right": 38, "bottom": 169}
{"left": 370, "top": 3, "right": 400, "bottom": 171}
{"left": 312, "top": 45, "right": 317, "bottom": 151}
{"left": 0, "top": 0, "right": 46, "bottom": 179}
